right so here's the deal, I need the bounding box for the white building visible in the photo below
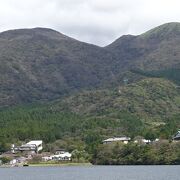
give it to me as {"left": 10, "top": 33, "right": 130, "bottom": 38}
{"left": 103, "top": 137, "right": 131, "bottom": 144}
{"left": 52, "top": 153, "right": 71, "bottom": 161}
{"left": 42, "top": 150, "right": 72, "bottom": 162}
{"left": 26, "top": 141, "right": 43, "bottom": 152}
{"left": 42, "top": 149, "right": 72, "bottom": 161}
{"left": 12, "top": 140, "right": 43, "bottom": 154}
{"left": 134, "top": 138, "right": 159, "bottom": 144}
{"left": 134, "top": 139, "right": 151, "bottom": 144}
{"left": 52, "top": 150, "right": 72, "bottom": 161}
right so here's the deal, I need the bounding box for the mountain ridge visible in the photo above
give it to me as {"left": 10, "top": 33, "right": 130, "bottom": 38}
{"left": 106, "top": 22, "right": 180, "bottom": 71}
{"left": 0, "top": 22, "right": 179, "bottom": 106}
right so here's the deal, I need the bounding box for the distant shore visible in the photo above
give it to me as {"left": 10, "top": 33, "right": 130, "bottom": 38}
{"left": 28, "top": 162, "right": 92, "bottom": 167}
{"left": 0, "top": 162, "right": 92, "bottom": 168}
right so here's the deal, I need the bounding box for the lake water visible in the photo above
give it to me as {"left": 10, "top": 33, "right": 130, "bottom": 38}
{"left": 0, "top": 165, "right": 179, "bottom": 180}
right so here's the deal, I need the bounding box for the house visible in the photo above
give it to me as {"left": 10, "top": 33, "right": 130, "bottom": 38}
{"left": 12, "top": 140, "right": 43, "bottom": 154}
{"left": 42, "top": 150, "right": 72, "bottom": 162}
{"left": 173, "top": 130, "right": 180, "bottom": 141}
{"left": 134, "top": 136, "right": 151, "bottom": 144}
{"left": 103, "top": 137, "right": 131, "bottom": 144}
{"left": 51, "top": 150, "right": 72, "bottom": 161}
{"left": 134, "top": 139, "right": 151, "bottom": 144}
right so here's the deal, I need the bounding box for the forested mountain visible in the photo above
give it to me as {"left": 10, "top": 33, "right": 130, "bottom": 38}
{"left": 0, "top": 23, "right": 180, "bottom": 106}
{"left": 0, "top": 23, "right": 180, "bottom": 160}
{"left": 106, "top": 22, "right": 180, "bottom": 71}
{"left": 0, "top": 28, "right": 116, "bottom": 106}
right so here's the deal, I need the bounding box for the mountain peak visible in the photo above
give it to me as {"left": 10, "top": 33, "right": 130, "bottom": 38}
{"left": 0, "top": 27, "right": 68, "bottom": 41}
{"left": 140, "top": 22, "right": 180, "bottom": 39}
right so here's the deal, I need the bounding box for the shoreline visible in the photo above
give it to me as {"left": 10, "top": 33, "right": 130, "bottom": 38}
{"left": 1, "top": 163, "right": 180, "bottom": 168}
{"left": 0, "top": 162, "right": 92, "bottom": 168}
{"left": 29, "top": 162, "right": 92, "bottom": 167}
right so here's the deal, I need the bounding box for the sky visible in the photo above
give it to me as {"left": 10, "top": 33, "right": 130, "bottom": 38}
{"left": 0, "top": 0, "right": 180, "bottom": 46}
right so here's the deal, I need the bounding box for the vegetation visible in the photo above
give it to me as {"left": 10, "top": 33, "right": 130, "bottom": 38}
{"left": 0, "top": 27, "right": 117, "bottom": 107}
{"left": 0, "top": 157, "right": 11, "bottom": 164}
{"left": 92, "top": 141, "right": 180, "bottom": 165}
{"left": 58, "top": 78, "right": 180, "bottom": 122}
{"left": 132, "top": 68, "right": 180, "bottom": 85}
{"left": 108, "top": 22, "right": 180, "bottom": 72}
{"left": 0, "top": 23, "right": 180, "bottom": 107}
{"left": 0, "top": 23, "right": 180, "bottom": 165}
{"left": 0, "top": 78, "right": 179, "bottom": 165}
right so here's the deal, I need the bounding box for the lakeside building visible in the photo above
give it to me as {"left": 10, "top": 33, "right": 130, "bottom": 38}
{"left": 11, "top": 140, "right": 43, "bottom": 154}
{"left": 103, "top": 137, "right": 131, "bottom": 144}
{"left": 42, "top": 150, "right": 72, "bottom": 162}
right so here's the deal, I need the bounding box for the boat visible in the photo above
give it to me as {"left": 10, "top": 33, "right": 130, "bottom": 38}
{"left": 23, "top": 164, "right": 29, "bottom": 167}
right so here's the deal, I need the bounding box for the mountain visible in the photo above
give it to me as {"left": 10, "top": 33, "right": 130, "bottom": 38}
{"left": 0, "top": 23, "right": 180, "bottom": 107}
{"left": 0, "top": 28, "right": 116, "bottom": 106}
{"left": 106, "top": 22, "right": 180, "bottom": 71}
{"left": 0, "top": 23, "right": 180, "bottom": 158}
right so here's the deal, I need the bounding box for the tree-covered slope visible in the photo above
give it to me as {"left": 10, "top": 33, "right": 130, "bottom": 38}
{"left": 0, "top": 23, "right": 180, "bottom": 107}
{"left": 0, "top": 23, "right": 180, "bottom": 164}
{"left": 57, "top": 78, "right": 180, "bottom": 122}
{"left": 0, "top": 77, "right": 179, "bottom": 148}
{"left": 106, "top": 22, "right": 180, "bottom": 71}
{"left": 0, "top": 28, "right": 116, "bottom": 107}
{"left": 131, "top": 68, "right": 180, "bottom": 85}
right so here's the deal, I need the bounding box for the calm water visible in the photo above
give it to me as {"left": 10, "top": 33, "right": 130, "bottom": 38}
{"left": 0, "top": 165, "right": 179, "bottom": 180}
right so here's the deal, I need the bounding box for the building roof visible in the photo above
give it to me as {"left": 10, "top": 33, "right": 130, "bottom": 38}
{"left": 103, "top": 137, "right": 131, "bottom": 142}
{"left": 26, "top": 140, "right": 42, "bottom": 146}
{"left": 142, "top": 139, "right": 151, "bottom": 143}
{"left": 52, "top": 152, "right": 72, "bottom": 158}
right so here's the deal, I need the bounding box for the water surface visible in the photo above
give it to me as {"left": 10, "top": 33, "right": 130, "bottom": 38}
{"left": 0, "top": 165, "right": 179, "bottom": 180}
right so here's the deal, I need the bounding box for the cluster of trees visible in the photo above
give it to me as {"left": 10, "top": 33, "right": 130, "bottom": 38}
{"left": 0, "top": 105, "right": 146, "bottom": 145}
{"left": 0, "top": 101, "right": 179, "bottom": 166}
{"left": 0, "top": 157, "right": 11, "bottom": 164}
{"left": 132, "top": 68, "right": 180, "bottom": 85}
{"left": 92, "top": 141, "right": 180, "bottom": 165}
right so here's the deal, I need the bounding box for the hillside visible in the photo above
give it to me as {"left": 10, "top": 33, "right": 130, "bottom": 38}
{"left": 0, "top": 78, "right": 179, "bottom": 147}
{"left": 0, "top": 23, "right": 180, "bottom": 106}
{"left": 57, "top": 78, "right": 180, "bottom": 122}
{"left": 106, "top": 22, "right": 180, "bottom": 71}
{"left": 0, "top": 28, "right": 116, "bottom": 106}
{"left": 0, "top": 23, "right": 180, "bottom": 145}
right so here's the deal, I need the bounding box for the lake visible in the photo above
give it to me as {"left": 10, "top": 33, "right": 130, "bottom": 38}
{"left": 0, "top": 165, "right": 179, "bottom": 180}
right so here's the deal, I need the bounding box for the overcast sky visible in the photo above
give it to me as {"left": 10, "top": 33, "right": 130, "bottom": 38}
{"left": 1, "top": 0, "right": 180, "bottom": 46}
